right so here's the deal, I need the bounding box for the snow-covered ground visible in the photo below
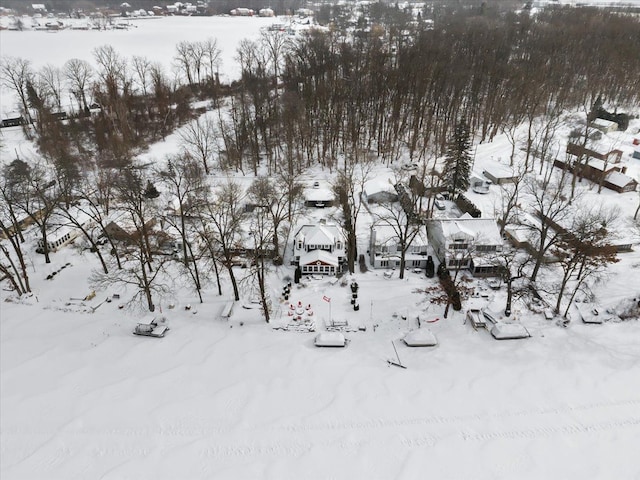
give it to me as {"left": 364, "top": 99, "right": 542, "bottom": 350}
{"left": 2, "top": 245, "right": 640, "bottom": 479}
{"left": 2, "top": 15, "right": 640, "bottom": 480}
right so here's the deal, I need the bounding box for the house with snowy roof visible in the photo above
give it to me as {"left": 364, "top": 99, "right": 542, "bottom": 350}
{"left": 362, "top": 179, "right": 398, "bottom": 204}
{"left": 590, "top": 118, "right": 618, "bottom": 134}
{"left": 369, "top": 222, "right": 429, "bottom": 269}
{"left": 604, "top": 170, "right": 637, "bottom": 193}
{"left": 553, "top": 157, "right": 636, "bottom": 193}
{"left": 292, "top": 222, "right": 346, "bottom": 275}
{"left": 427, "top": 214, "right": 503, "bottom": 276}
{"left": 482, "top": 164, "right": 519, "bottom": 185}
{"left": 304, "top": 187, "right": 334, "bottom": 208}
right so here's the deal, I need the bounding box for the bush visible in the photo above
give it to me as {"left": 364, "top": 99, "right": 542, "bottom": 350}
{"left": 455, "top": 195, "right": 481, "bottom": 218}
{"left": 426, "top": 256, "right": 435, "bottom": 278}
{"left": 359, "top": 254, "right": 368, "bottom": 273}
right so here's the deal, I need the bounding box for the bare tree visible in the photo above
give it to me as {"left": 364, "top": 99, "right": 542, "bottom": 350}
{"left": 201, "top": 180, "right": 245, "bottom": 301}
{"left": 39, "top": 64, "right": 64, "bottom": 111}
{"left": 202, "top": 38, "right": 222, "bottom": 86}
{"left": 1, "top": 56, "right": 34, "bottom": 123}
{"left": 247, "top": 175, "right": 303, "bottom": 262}
{"left": 371, "top": 196, "right": 423, "bottom": 280}
{"left": 551, "top": 203, "right": 620, "bottom": 317}
{"left": 524, "top": 169, "right": 575, "bottom": 283}
{"left": 106, "top": 168, "right": 163, "bottom": 311}
{"left": 9, "top": 160, "right": 61, "bottom": 264}
{"left": 493, "top": 167, "right": 522, "bottom": 237}
{"left": 0, "top": 169, "right": 32, "bottom": 293}
{"left": 333, "top": 158, "right": 375, "bottom": 273}
{"left": 157, "top": 154, "right": 208, "bottom": 303}
{"left": 179, "top": 115, "right": 217, "bottom": 175}
{"left": 64, "top": 58, "right": 94, "bottom": 113}
{"left": 131, "top": 55, "right": 152, "bottom": 98}
{"left": 247, "top": 208, "right": 274, "bottom": 322}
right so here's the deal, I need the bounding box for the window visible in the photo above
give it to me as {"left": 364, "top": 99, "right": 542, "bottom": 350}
{"left": 450, "top": 243, "right": 468, "bottom": 250}
{"left": 412, "top": 260, "right": 422, "bottom": 267}
{"left": 449, "top": 258, "right": 467, "bottom": 268}
{"left": 476, "top": 245, "right": 496, "bottom": 252}
{"left": 380, "top": 260, "right": 388, "bottom": 267}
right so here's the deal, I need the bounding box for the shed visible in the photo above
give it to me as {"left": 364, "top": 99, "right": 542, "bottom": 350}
{"left": 482, "top": 165, "right": 519, "bottom": 185}
{"left": 590, "top": 118, "right": 618, "bottom": 134}
{"left": 604, "top": 171, "right": 638, "bottom": 193}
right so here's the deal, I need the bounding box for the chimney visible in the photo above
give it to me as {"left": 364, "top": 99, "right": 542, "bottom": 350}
{"left": 622, "top": 166, "right": 627, "bottom": 174}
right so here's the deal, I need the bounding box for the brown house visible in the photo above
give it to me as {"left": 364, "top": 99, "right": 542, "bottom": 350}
{"left": 554, "top": 158, "right": 636, "bottom": 194}
{"left": 104, "top": 218, "right": 157, "bottom": 244}
{"left": 566, "top": 142, "right": 623, "bottom": 163}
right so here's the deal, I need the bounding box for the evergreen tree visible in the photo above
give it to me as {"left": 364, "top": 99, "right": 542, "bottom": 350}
{"left": 443, "top": 119, "right": 472, "bottom": 198}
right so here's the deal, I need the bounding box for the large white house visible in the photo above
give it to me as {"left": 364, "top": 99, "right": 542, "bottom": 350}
{"left": 292, "top": 223, "right": 346, "bottom": 275}
{"left": 369, "top": 223, "right": 429, "bottom": 269}
{"left": 428, "top": 214, "right": 503, "bottom": 276}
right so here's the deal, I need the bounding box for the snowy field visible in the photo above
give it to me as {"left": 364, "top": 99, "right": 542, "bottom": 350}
{"left": 2, "top": 247, "right": 640, "bottom": 479}
{"left": 2, "top": 14, "right": 640, "bottom": 480}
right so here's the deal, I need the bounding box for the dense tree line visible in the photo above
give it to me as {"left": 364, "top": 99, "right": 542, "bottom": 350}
{"left": 1, "top": 6, "right": 638, "bottom": 315}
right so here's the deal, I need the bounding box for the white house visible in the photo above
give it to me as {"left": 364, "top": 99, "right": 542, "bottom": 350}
{"left": 369, "top": 223, "right": 429, "bottom": 269}
{"left": 590, "top": 118, "right": 618, "bottom": 134}
{"left": 428, "top": 214, "right": 503, "bottom": 276}
{"left": 292, "top": 223, "right": 346, "bottom": 275}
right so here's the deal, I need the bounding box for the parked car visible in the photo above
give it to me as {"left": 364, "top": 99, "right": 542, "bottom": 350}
{"left": 434, "top": 198, "right": 445, "bottom": 210}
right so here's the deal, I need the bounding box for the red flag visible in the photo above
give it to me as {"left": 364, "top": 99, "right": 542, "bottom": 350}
{"left": 323, "top": 295, "right": 331, "bottom": 303}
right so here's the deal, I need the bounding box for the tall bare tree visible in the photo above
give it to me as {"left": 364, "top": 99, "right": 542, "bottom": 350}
{"left": 179, "top": 115, "right": 217, "bottom": 175}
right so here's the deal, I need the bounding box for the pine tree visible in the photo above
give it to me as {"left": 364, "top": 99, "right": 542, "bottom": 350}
{"left": 443, "top": 119, "right": 472, "bottom": 198}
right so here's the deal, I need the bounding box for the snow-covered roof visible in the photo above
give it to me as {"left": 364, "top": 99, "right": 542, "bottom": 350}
{"left": 587, "top": 158, "right": 613, "bottom": 171}
{"left": 299, "top": 249, "right": 339, "bottom": 266}
{"left": 504, "top": 225, "right": 530, "bottom": 244}
{"left": 483, "top": 164, "right": 518, "bottom": 179}
{"left": 309, "top": 224, "right": 338, "bottom": 245}
{"left": 372, "top": 222, "right": 428, "bottom": 246}
{"left": 305, "top": 187, "right": 333, "bottom": 201}
{"left": 363, "top": 179, "right": 396, "bottom": 197}
{"left": 591, "top": 118, "right": 617, "bottom": 129}
{"left": 606, "top": 171, "right": 636, "bottom": 188}
{"left": 438, "top": 217, "right": 502, "bottom": 245}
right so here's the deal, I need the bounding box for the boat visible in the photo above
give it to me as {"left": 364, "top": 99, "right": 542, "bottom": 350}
{"left": 133, "top": 316, "right": 169, "bottom": 337}
{"left": 403, "top": 329, "right": 438, "bottom": 347}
